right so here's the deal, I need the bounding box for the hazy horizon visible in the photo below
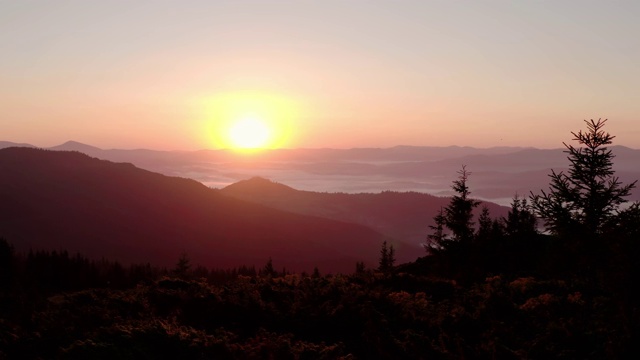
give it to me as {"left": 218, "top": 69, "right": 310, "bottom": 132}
{"left": 6, "top": 137, "right": 640, "bottom": 209}
{"left": 3, "top": 138, "right": 640, "bottom": 153}
{"left": 2, "top": 1, "right": 639, "bottom": 150}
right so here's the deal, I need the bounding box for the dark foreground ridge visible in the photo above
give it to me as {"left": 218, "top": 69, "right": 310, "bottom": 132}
{"left": 1, "top": 236, "right": 638, "bottom": 359}
{"left": 0, "top": 147, "right": 389, "bottom": 273}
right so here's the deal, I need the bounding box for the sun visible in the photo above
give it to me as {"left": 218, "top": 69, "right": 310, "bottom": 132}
{"left": 198, "top": 90, "right": 300, "bottom": 151}
{"left": 228, "top": 117, "right": 271, "bottom": 149}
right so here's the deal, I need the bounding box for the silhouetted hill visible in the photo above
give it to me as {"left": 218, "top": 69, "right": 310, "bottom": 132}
{"left": 222, "top": 176, "right": 297, "bottom": 196}
{"left": 6, "top": 140, "right": 639, "bottom": 202}
{"left": 0, "top": 141, "right": 35, "bottom": 149}
{"left": 220, "top": 177, "right": 510, "bottom": 247}
{"left": 49, "top": 140, "right": 104, "bottom": 153}
{"left": 0, "top": 148, "right": 394, "bottom": 272}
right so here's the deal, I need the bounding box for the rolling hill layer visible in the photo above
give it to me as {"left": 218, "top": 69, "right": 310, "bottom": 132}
{"left": 220, "top": 177, "right": 509, "bottom": 247}
{"left": 0, "top": 148, "right": 396, "bottom": 272}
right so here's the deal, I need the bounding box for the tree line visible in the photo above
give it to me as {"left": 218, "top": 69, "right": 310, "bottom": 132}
{"left": 422, "top": 119, "right": 640, "bottom": 288}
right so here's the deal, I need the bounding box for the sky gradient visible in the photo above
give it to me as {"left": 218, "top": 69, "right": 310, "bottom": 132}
{"left": 1, "top": 0, "right": 639, "bottom": 150}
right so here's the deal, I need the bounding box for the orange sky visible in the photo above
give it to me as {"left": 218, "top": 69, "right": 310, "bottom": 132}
{"left": 1, "top": 1, "right": 639, "bottom": 150}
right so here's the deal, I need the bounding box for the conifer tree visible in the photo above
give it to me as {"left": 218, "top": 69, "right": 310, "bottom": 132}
{"left": 504, "top": 195, "right": 537, "bottom": 237}
{"left": 378, "top": 241, "right": 389, "bottom": 272}
{"left": 173, "top": 252, "right": 191, "bottom": 278}
{"left": 378, "top": 241, "right": 396, "bottom": 273}
{"left": 476, "top": 206, "right": 494, "bottom": 242}
{"left": 426, "top": 207, "right": 447, "bottom": 252}
{"left": 388, "top": 244, "right": 396, "bottom": 269}
{"left": 531, "top": 119, "right": 637, "bottom": 235}
{"left": 262, "top": 257, "right": 276, "bottom": 277}
{"left": 427, "top": 167, "right": 481, "bottom": 253}
{"left": 445, "top": 166, "right": 481, "bottom": 243}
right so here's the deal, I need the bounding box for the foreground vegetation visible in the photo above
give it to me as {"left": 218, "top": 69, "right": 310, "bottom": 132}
{"left": 1, "top": 119, "right": 639, "bottom": 358}
{"left": 1, "top": 246, "right": 637, "bottom": 359}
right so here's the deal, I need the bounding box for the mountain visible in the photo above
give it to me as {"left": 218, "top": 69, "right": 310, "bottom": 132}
{"left": 0, "top": 148, "right": 398, "bottom": 273}
{"left": 49, "top": 140, "right": 104, "bottom": 154}
{"left": 7, "top": 140, "right": 640, "bottom": 203}
{"left": 220, "top": 177, "right": 510, "bottom": 247}
{"left": 0, "top": 141, "right": 35, "bottom": 149}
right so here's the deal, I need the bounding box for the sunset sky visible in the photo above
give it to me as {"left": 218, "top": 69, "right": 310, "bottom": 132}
{"left": 1, "top": 1, "right": 639, "bottom": 150}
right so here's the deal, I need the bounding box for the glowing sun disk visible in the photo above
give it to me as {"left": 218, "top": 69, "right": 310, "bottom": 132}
{"left": 228, "top": 117, "right": 271, "bottom": 149}
{"left": 199, "top": 90, "right": 301, "bottom": 150}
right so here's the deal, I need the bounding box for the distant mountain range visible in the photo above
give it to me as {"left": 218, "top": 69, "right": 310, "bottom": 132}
{"left": 0, "top": 148, "right": 402, "bottom": 272}
{"left": 0, "top": 141, "right": 36, "bottom": 149}
{"left": 3, "top": 140, "right": 639, "bottom": 203}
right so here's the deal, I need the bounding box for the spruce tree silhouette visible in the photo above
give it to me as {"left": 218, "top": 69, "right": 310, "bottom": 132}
{"left": 530, "top": 119, "right": 640, "bottom": 279}
{"left": 445, "top": 166, "right": 481, "bottom": 243}
{"left": 531, "top": 119, "right": 637, "bottom": 235}
{"left": 427, "top": 166, "right": 480, "bottom": 254}
{"left": 173, "top": 252, "right": 191, "bottom": 279}
{"left": 476, "top": 206, "right": 495, "bottom": 243}
{"left": 378, "top": 241, "right": 396, "bottom": 273}
{"left": 503, "top": 196, "right": 537, "bottom": 237}
{"left": 423, "top": 166, "right": 484, "bottom": 283}
{"left": 426, "top": 207, "right": 447, "bottom": 252}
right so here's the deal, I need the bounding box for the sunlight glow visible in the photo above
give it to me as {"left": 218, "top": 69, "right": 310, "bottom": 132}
{"left": 228, "top": 117, "right": 271, "bottom": 149}
{"left": 199, "top": 90, "right": 299, "bottom": 151}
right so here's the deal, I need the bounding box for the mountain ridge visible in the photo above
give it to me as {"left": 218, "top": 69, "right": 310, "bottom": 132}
{"left": 0, "top": 148, "right": 399, "bottom": 272}
{"left": 3, "top": 140, "right": 639, "bottom": 202}
{"left": 220, "top": 176, "right": 510, "bottom": 247}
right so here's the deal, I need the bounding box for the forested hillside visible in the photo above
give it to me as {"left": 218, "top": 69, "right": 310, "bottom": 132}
{"left": 220, "top": 176, "right": 508, "bottom": 248}
{"left": 0, "top": 148, "right": 389, "bottom": 272}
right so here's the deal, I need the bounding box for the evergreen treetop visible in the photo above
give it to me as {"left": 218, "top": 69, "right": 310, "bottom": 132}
{"left": 531, "top": 119, "right": 637, "bottom": 235}
{"left": 444, "top": 166, "right": 481, "bottom": 243}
